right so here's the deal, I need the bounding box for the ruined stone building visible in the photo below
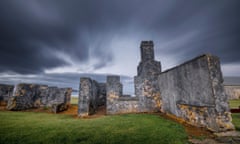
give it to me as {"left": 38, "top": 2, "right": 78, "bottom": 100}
{"left": 0, "top": 40, "right": 236, "bottom": 132}
{"left": 0, "top": 83, "right": 72, "bottom": 113}
{"left": 78, "top": 41, "right": 235, "bottom": 132}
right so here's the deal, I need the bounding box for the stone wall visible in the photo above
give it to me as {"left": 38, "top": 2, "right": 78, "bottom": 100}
{"left": 224, "top": 85, "right": 240, "bottom": 100}
{"left": 97, "top": 83, "right": 106, "bottom": 106}
{"left": 106, "top": 75, "right": 139, "bottom": 114}
{"left": 0, "top": 84, "right": 14, "bottom": 106}
{"left": 158, "top": 54, "right": 234, "bottom": 132}
{"left": 6, "top": 83, "right": 72, "bottom": 112}
{"left": 134, "top": 41, "right": 162, "bottom": 112}
{"left": 78, "top": 78, "right": 99, "bottom": 117}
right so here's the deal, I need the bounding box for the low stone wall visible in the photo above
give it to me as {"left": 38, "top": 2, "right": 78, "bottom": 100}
{"left": 6, "top": 83, "right": 72, "bottom": 112}
{"left": 106, "top": 75, "right": 140, "bottom": 114}
{"left": 224, "top": 85, "right": 240, "bottom": 100}
{"left": 0, "top": 84, "right": 14, "bottom": 106}
{"left": 158, "top": 54, "right": 234, "bottom": 132}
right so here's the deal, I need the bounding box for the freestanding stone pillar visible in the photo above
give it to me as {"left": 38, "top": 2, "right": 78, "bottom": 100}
{"left": 78, "top": 77, "right": 99, "bottom": 117}
{"left": 78, "top": 78, "right": 92, "bottom": 117}
{"left": 106, "top": 75, "right": 123, "bottom": 114}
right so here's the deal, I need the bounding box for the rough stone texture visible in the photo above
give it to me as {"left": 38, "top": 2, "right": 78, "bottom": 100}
{"left": 6, "top": 83, "right": 72, "bottom": 112}
{"left": 97, "top": 83, "right": 106, "bottom": 106}
{"left": 158, "top": 54, "right": 234, "bottom": 132}
{"left": 38, "top": 85, "right": 49, "bottom": 106}
{"left": 106, "top": 75, "right": 140, "bottom": 114}
{"left": 0, "top": 84, "right": 14, "bottom": 106}
{"left": 134, "top": 41, "right": 162, "bottom": 112}
{"left": 224, "top": 85, "right": 240, "bottom": 100}
{"left": 78, "top": 78, "right": 99, "bottom": 117}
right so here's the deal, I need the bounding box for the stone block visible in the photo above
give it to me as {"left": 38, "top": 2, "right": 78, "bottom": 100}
{"left": 78, "top": 77, "right": 99, "bottom": 117}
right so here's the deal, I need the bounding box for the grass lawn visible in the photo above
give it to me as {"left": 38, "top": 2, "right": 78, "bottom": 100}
{"left": 0, "top": 111, "right": 188, "bottom": 144}
{"left": 232, "top": 113, "right": 240, "bottom": 131}
{"left": 229, "top": 99, "right": 240, "bottom": 131}
{"left": 70, "top": 97, "right": 78, "bottom": 105}
{"left": 229, "top": 99, "right": 240, "bottom": 108}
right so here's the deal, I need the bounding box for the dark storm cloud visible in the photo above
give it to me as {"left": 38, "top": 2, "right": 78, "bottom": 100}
{"left": 0, "top": 0, "right": 239, "bottom": 75}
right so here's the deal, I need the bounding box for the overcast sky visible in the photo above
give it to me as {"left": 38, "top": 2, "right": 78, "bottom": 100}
{"left": 0, "top": 0, "right": 239, "bottom": 94}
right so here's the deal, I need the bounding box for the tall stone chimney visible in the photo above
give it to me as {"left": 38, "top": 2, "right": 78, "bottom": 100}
{"left": 137, "top": 41, "right": 161, "bottom": 77}
{"left": 140, "top": 41, "right": 154, "bottom": 62}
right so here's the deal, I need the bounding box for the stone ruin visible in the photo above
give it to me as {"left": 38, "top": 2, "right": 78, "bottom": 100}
{"left": 78, "top": 78, "right": 106, "bottom": 116}
{"left": 78, "top": 41, "right": 235, "bottom": 132}
{"left": 0, "top": 83, "right": 72, "bottom": 113}
{"left": 0, "top": 84, "right": 14, "bottom": 106}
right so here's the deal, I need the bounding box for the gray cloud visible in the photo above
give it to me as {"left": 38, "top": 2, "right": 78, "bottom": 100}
{"left": 0, "top": 0, "right": 239, "bottom": 93}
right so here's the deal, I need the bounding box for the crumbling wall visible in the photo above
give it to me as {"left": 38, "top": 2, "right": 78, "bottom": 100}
{"left": 6, "top": 83, "right": 72, "bottom": 112}
{"left": 7, "top": 84, "right": 41, "bottom": 110}
{"left": 158, "top": 54, "right": 234, "bottom": 132}
{"left": 51, "top": 88, "right": 72, "bottom": 113}
{"left": 224, "top": 86, "right": 240, "bottom": 100}
{"left": 97, "top": 83, "right": 106, "bottom": 106}
{"left": 106, "top": 75, "right": 139, "bottom": 114}
{"left": 134, "top": 41, "right": 162, "bottom": 112}
{"left": 78, "top": 78, "right": 99, "bottom": 117}
{"left": 0, "top": 84, "right": 14, "bottom": 106}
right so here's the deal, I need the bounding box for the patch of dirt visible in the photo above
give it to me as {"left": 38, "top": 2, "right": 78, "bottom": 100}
{"left": 231, "top": 108, "right": 240, "bottom": 113}
{"left": 76, "top": 106, "right": 106, "bottom": 119}
{"left": 158, "top": 113, "right": 214, "bottom": 139}
{"left": 0, "top": 105, "right": 6, "bottom": 110}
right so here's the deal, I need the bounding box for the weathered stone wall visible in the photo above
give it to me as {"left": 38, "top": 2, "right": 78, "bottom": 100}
{"left": 0, "top": 84, "right": 14, "bottom": 106}
{"left": 97, "top": 83, "right": 106, "bottom": 106}
{"left": 158, "top": 54, "right": 234, "bottom": 132}
{"left": 6, "top": 83, "right": 72, "bottom": 112}
{"left": 106, "top": 75, "right": 140, "bottom": 114}
{"left": 224, "top": 85, "right": 240, "bottom": 100}
{"left": 78, "top": 78, "right": 99, "bottom": 117}
{"left": 134, "top": 41, "right": 162, "bottom": 112}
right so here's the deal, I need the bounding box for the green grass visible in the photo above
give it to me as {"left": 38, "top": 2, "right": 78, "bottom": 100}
{"left": 70, "top": 97, "right": 78, "bottom": 105}
{"left": 229, "top": 99, "right": 240, "bottom": 108}
{"left": 229, "top": 100, "right": 240, "bottom": 131}
{"left": 0, "top": 111, "right": 188, "bottom": 144}
{"left": 232, "top": 113, "right": 240, "bottom": 131}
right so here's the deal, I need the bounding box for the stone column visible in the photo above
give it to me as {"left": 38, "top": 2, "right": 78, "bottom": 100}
{"left": 106, "top": 75, "right": 123, "bottom": 114}
{"left": 78, "top": 77, "right": 92, "bottom": 117}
